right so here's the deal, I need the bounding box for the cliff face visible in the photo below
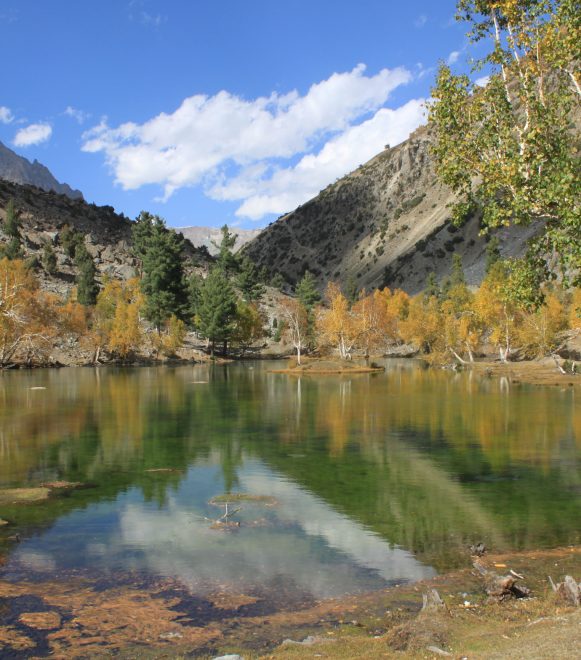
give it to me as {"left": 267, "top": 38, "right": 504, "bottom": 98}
{"left": 0, "top": 180, "right": 212, "bottom": 297}
{"left": 0, "top": 141, "right": 83, "bottom": 200}
{"left": 243, "top": 126, "right": 536, "bottom": 294}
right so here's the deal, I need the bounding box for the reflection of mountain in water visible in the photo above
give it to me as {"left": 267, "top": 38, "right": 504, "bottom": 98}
{"left": 0, "top": 361, "right": 580, "bottom": 579}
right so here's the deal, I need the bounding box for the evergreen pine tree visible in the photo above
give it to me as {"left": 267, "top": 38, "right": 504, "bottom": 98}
{"left": 296, "top": 271, "right": 320, "bottom": 309}
{"left": 237, "top": 255, "right": 265, "bottom": 302}
{"left": 0, "top": 237, "right": 23, "bottom": 260}
{"left": 196, "top": 267, "right": 237, "bottom": 357}
{"left": 344, "top": 275, "right": 358, "bottom": 307}
{"left": 187, "top": 273, "right": 203, "bottom": 322}
{"left": 1, "top": 199, "right": 23, "bottom": 259}
{"left": 213, "top": 225, "right": 239, "bottom": 274}
{"left": 75, "top": 243, "right": 99, "bottom": 305}
{"left": 425, "top": 272, "right": 440, "bottom": 299}
{"left": 59, "top": 225, "right": 84, "bottom": 259}
{"left": 42, "top": 242, "right": 57, "bottom": 275}
{"left": 132, "top": 212, "right": 188, "bottom": 330}
{"left": 296, "top": 271, "right": 321, "bottom": 349}
{"left": 450, "top": 254, "right": 466, "bottom": 288}
{"left": 4, "top": 199, "right": 21, "bottom": 238}
{"left": 271, "top": 272, "right": 285, "bottom": 290}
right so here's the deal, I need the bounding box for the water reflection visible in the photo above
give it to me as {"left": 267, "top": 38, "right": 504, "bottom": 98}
{"left": 0, "top": 361, "right": 580, "bottom": 598}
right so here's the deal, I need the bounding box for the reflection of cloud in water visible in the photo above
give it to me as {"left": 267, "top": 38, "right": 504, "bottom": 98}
{"left": 239, "top": 472, "right": 436, "bottom": 583}
{"left": 117, "top": 461, "right": 435, "bottom": 600}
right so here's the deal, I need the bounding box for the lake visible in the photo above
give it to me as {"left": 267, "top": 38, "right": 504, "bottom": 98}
{"left": 1, "top": 360, "right": 580, "bottom": 609}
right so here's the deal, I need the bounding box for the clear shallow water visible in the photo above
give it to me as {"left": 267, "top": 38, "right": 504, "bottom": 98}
{"left": 0, "top": 360, "right": 580, "bottom": 603}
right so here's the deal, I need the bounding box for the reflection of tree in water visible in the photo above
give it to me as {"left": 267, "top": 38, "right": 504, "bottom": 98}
{"left": 0, "top": 362, "right": 580, "bottom": 567}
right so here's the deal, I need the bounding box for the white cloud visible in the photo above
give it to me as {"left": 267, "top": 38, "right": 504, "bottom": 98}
{"left": 212, "top": 98, "right": 427, "bottom": 219}
{"left": 447, "top": 50, "right": 461, "bottom": 65}
{"left": 0, "top": 106, "right": 14, "bottom": 124}
{"left": 64, "top": 105, "right": 90, "bottom": 124}
{"left": 82, "top": 65, "right": 421, "bottom": 218}
{"left": 414, "top": 14, "right": 428, "bottom": 28}
{"left": 13, "top": 122, "right": 52, "bottom": 147}
{"left": 139, "top": 11, "right": 165, "bottom": 26}
{"left": 474, "top": 75, "right": 490, "bottom": 87}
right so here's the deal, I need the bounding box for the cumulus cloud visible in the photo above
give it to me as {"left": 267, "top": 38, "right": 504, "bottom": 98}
{"left": 64, "top": 105, "right": 90, "bottom": 124}
{"left": 474, "top": 75, "right": 491, "bottom": 87}
{"left": 447, "top": 50, "right": 461, "bottom": 65}
{"left": 82, "top": 64, "right": 423, "bottom": 219}
{"left": 13, "top": 122, "right": 52, "bottom": 147}
{"left": 0, "top": 106, "right": 14, "bottom": 124}
{"left": 212, "top": 98, "right": 426, "bottom": 219}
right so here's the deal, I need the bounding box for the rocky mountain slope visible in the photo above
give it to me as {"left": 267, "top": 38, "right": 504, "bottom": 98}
{"left": 0, "top": 141, "right": 83, "bottom": 199}
{"left": 243, "top": 125, "right": 537, "bottom": 294}
{"left": 178, "top": 225, "right": 261, "bottom": 255}
{"left": 0, "top": 179, "right": 211, "bottom": 297}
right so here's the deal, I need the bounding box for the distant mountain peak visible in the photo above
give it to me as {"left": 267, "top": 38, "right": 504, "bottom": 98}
{"left": 0, "top": 141, "right": 83, "bottom": 200}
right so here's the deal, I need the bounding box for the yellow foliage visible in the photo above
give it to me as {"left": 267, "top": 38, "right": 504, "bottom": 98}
{"left": 317, "top": 282, "right": 360, "bottom": 359}
{"left": 570, "top": 289, "right": 581, "bottom": 331}
{"left": 0, "top": 258, "right": 53, "bottom": 365}
{"left": 516, "top": 291, "right": 567, "bottom": 358}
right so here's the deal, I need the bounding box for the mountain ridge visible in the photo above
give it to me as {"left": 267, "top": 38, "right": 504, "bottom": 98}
{"left": 0, "top": 140, "right": 83, "bottom": 200}
{"left": 243, "top": 125, "right": 536, "bottom": 294}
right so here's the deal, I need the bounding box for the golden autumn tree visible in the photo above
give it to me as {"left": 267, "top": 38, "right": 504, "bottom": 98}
{"left": 474, "top": 262, "right": 520, "bottom": 361}
{"left": 516, "top": 290, "right": 567, "bottom": 358}
{"left": 232, "top": 301, "right": 265, "bottom": 356}
{"left": 351, "top": 289, "right": 386, "bottom": 356}
{"left": 399, "top": 292, "right": 450, "bottom": 363}
{"left": 89, "top": 277, "right": 143, "bottom": 361}
{"left": 0, "top": 258, "right": 55, "bottom": 366}
{"left": 318, "top": 282, "right": 360, "bottom": 359}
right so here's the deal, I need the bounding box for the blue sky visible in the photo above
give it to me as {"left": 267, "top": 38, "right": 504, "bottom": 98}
{"left": 0, "top": 1, "right": 479, "bottom": 229}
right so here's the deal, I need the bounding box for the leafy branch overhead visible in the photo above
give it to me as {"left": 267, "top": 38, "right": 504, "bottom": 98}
{"left": 428, "top": 0, "right": 580, "bottom": 283}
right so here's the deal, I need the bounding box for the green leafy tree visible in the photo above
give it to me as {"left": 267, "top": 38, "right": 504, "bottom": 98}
{"left": 236, "top": 255, "right": 265, "bottom": 302}
{"left": 196, "top": 268, "right": 237, "bottom": 357}
{"left": 132, "top": 212, "right": 188, "bottom": 330}
{"left": 74, "top": 243, "right": 99, "bottom": 306}
{"left": 429, "top": 1, "right": 580, "bottom": 283}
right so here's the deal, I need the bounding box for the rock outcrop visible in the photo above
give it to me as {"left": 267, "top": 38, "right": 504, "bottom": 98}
{"left": 0, "top": 179, "right": 212, "bottom": 298}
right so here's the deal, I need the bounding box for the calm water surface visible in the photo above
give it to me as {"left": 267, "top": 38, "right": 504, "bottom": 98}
{"left": 0, "top": 360, "right": 579, "bottom": 603}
